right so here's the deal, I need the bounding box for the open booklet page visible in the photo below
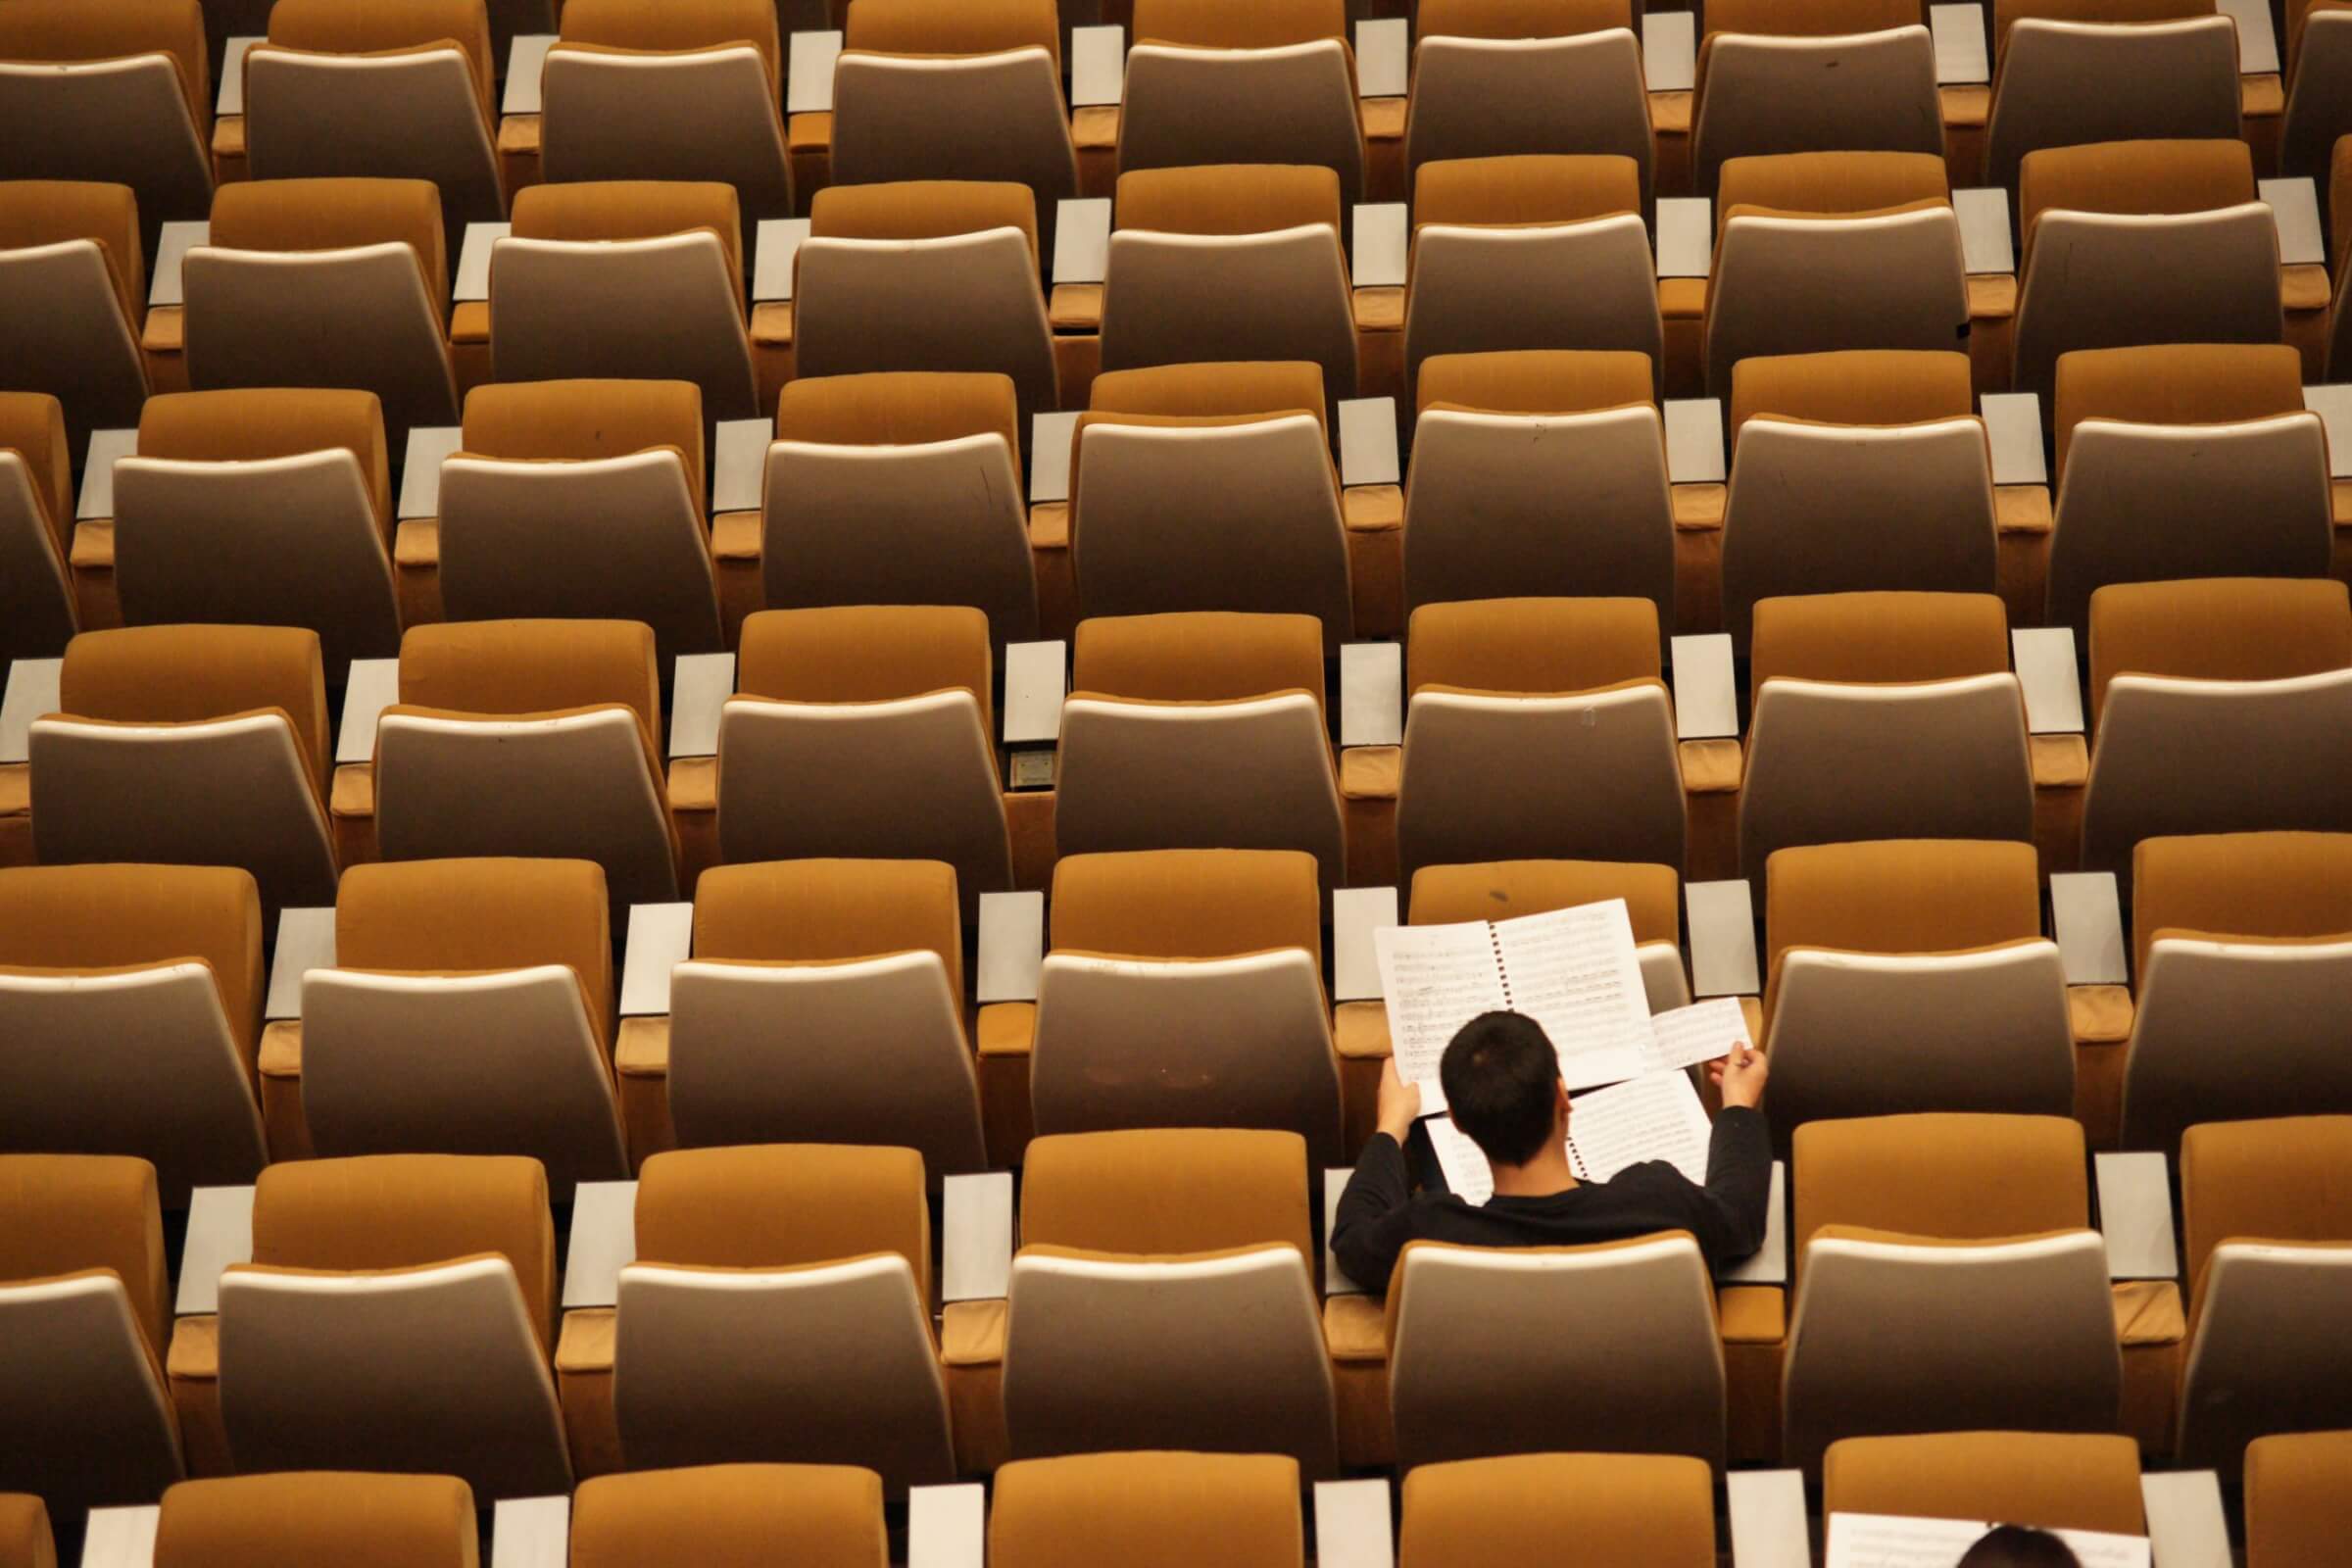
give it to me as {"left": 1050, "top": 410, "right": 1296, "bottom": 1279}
{"left": 1423, "top": 1113, "right": 1498, "bottom": 1204}
{"left": 1373, "top": 920, "right": 1507, "bottom": 1109}
{"left": 1644, "top": 996, "right": 1752, "bottom": 1073}
{"left": 1490, "top": 901, "right": 1654, "bottom": 1087}
{"left": 1564, "top": 1070, "right": 1713, "bottom": 1184}
{"left": 1825, "top": 1515, "right": 2150, "bottom": 1568}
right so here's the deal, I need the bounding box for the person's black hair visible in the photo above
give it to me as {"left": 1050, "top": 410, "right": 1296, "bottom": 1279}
{"left": 1955, "top": 1525, "right": 2084, "bottom": 1568}
{"left": 1438, "top": 1010, "right": 1563, "bottom": 1167}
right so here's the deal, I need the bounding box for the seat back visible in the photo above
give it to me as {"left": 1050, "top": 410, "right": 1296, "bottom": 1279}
{"left": 1707, "top": 207, "right": 1967, "bottom": 393}
{"left": 1694, "top": 27, "right": 1942, "bottom": 194}
{"left": 1822, "top": 1431, "right": 2147, "bottom": 1537}
{"left": 1119, "top": 40, "right": 1364, "bottom": 196}
{"left": 541, "top": 47, "right": 790, "bottom": 223}
{"left": 569, "top": 1463, "right": 889, "bottom": 1566}
{"left": 990, "top": 1451, "right": 1304, "bottom": 1568}
{"left": 0, "top": 182, "right": 150, "bottom": 441}
{"left": 2245, "top": 1429, "right": 2352, "bottom": 1568}
{"left": 0, "top": 392, "right": 74, "bottom": 665}
{"left": 1102, "top": 227, "right": 1357, "bottom": 401}
{"left": 153, "top": 1472, "right": 477, "bottom": 1568}
{"left": 834, "top": 0, "right": 1076, "bottom": 210}
{"left": 0, "top": 0, "right": 212, "bottom": 230}
{"left": 2280, "top": 10, "right": 2352, "bottom": 179}
{"left": 1404, "top": 217, "right": 1661, "bottom": 402}
{"left": 1985, "top": 15, "right": 2241, "bottom": 191}
{"left": 1388, "top": 1235, "right": 1727, "bottom": 1470}
{"left": 1397, "top": 1452, "right": 1714, "bottom": 1568}
{"left": 1403, "top": 30, "right": 1652, "bottom": 195}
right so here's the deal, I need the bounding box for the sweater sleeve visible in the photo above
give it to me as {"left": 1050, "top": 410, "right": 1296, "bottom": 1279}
{"left": 1331, "top": 1131, "right": 1419, "bottom": 1298}
{"left": 1681, "top": 1105, "right": 1774, "bottom": 1267}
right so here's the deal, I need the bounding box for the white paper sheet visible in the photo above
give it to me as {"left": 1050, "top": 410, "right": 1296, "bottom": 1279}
{"left": 1825, "top": 1514, "right": 2150, "bottom": 1568}
{"left": 1492, "top": 901, "right": 1655, "bottom": 1088}
{"left": 1373, "top": 921, "right": 1505, "bottom": 1105}
{"left": 1424, "top": 1113, "right": 1497, "bottom": 1204}
{"left": 1564, "top": 1070, "right": 1712, "bottom": 1184}
{"left": 1645, "top": 996, "right": 1752, "bottom": 1073}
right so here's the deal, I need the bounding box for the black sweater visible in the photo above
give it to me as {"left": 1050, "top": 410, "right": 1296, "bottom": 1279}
{"left": 1330, "top": 1105, "right": 1774, "bottom": 1296}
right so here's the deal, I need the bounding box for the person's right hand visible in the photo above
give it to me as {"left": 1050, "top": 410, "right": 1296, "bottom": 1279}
{"left": 1709, "top": 1040, "right": 1768, "bottom": 1110}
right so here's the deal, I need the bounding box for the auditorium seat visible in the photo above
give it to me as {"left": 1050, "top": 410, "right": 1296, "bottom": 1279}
{"left": 375, "top": 619, "right": 681, "bottom": 905}
{"left": 0, "top": 1496, "right": 49, "bottom": 1568}
{"left": 0, "top": 180, "right": 151, "bottom": 445}
{"left": 715, "top": 606, "right": 1012, "bottom": 914}
{"left": 1402, "top": 155, "right": 1661, "bottom": 403}
{"left": 2044, "top": 345, "right": 2332, "bottom": 633}
{"left": 113, "top": 388, "right": 402, "bottom": 673}
{"left": 1072, "top": 361, "right": 1352, "bottom": 648}
{"left": 1984, "top": 0, "right": 2241, "bottom": 191}
{"left": 0, "top": 392, "right": 76, "bottom": 668}
{"left": 0, "top": 864, "right": 266, "bottom": 1205}
{"left": 1029, "top": 850, "right": 1344, "bottom": 1160}
{"left": 601, "top": 1144, "right": 956, "bottom": 1487}
{"left": 765, "top": 372, "right": 1039, "bottom": 647}
{"left": 2079, "top": 578, "right": 2352, "bottom": 875}
{"left": 1003, "top": 1129, "right": 1339, "bottom": 1476}
{"left": 29, "top": 624, "right": 339, "bottom": 909}
{"left": 1396, "top": 597, "right": 1684, "bottom": 881}
{"left": 569, "top": 1463, "right": 890, "bottom": 1567}
{"left": 1721, "top": 349, "right": 1996, "bottom": 649}
{"left": 1409, "top": 858, "right": 1692, "bottom": 1010}
{"left": 1822, "top": 1431, "right": 2149, "bottom": 1535}
{"left": 244, "top": 0, "right": 504, "bottom": 234}
{"left": 1759, "top": 839, "right": 2072, "bottom": 1150}
{"left": 0, "top": 0, "right": 212, "bottom": 241}
{"left": 2120, "top": 832, "right": 2352, "bottom": 1152}
{"left": 1054, "top": 612, "right": 1342, "bottom": 884}
{"left": 796, "top": 180, "right": 1057, "bottom": 425}
{"left": 1782, "top": 1113, "right": 2120, "bottom": 1472}
{"left": 0, "top": 1154, "right": 182, "bottom": 1514}
{"left": 299, "top": 858, "right": 628, "bottom": 1194}
{"left": 2176, "top": 1116, "right": 2352, "bottom": 1473}
{"left": 2246, "top": 1429, "right": 2352, "bottom": 1568}
{"left": 1402, "top": 0, "right": 1652, "bottom": 196}
{"left": 439, "top": 378, "right": 724, "bottom": 658}
{"left": 1706, "top": 152, "right": 1968, "bottom": 393}
{"left": 990, "top": 1451, "right": 1304, "bottom": 1568}
{"left": 2333, "top": 136, "right": 2351, "bottom": 375}
{"left": 153, "top": 1472, "right": 476, "bottom": 1568}
{"left": 2011, "top": 139, "right": 2281, "bottom": 396}
{"left": 185, "top": 177, "right": 460, "bottom": 442}
{"left": 496, "top": 181, "right": 760, "bottom": 421}
{"left": 2281, "top": 12, "right": 2352, "bottom": 181}
{"left": 209, "top": 1153, "right": 569, "bottom": 1498}
{"left": 1101, "top": 165, "right": 1357, "bottom": 401}
{"left": 834, "top": 0, "right": 1078, "bottom": 233}
{"left": 1118, "top": 0, "right": 1365, "bottom": 197}
{"left": 667, "top": 858, "right": 989, "bottom": 1177}
{"left": 1740, "top": 591, "right": 2033, "bottom": 882}
{"left": 1398, "top": 1452, "right": 1717, "bottom": 1567}
{"left": 1403, "top": 351, "right": 1673, "bottom": 623}
{"left": 1692, "top": 0, "right": 1942, "bottom": 195}
{"left": 542, "top": 0, "right": 793, "bottom": 225}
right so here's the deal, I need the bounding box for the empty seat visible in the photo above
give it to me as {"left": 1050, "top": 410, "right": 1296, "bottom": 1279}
{"left": 1033, "top": 850, "right": 1344, "bottom": 1160}
{"left": 2045, "top": 345, "right": 2332, "bottom": 633}
{"left": 1409, "top": 857, "right": 1692, "bottom": 1011}
{"left": 543, "top": 0, "right": 793, "bottom": 224}
{"left": 1740, "top": 592, "right": 2033, "bottom": 883}
{"left": 612, "top": 1144, "right": 956, "bottom": 1489}
{"left": 2246, "top": 1429, "right": 2352, "bottom": 1568}
{"left": 1721, "top": 350, "right": 1994, "bottom": 649}
{"left": 216, "top": 1152, "right": 569, "bottom": 1498}
{"left": 765, "top": 372, "right": 1037, "bottom": 647}
{"left": 1403, "top": 0, "right": 1652, "bottom": 197}
{"left": 667, "top": 858, "right": 988, "bottom": 1177}
{"left": 112, "top": 388, "right": 402, "bottom": 673}
{"left": 1692, "top": 0, "right": 1943, "bottom": 194}
{"left": 1102, "top": 165, "right": 1357, "bottom": 402}
{"left": 2119, "top": 832, "right": 2352, "bottom": 1152}
{"left": 1396, "top": 597, "right": 1685, "bottom": 882}
{"left": 2080, "top": 578, "right": 2352, "bottom": 874}
{"left": 0, "top": 864, "right": 265, "bottom": 1205}
{"left": 716, "top": 607, "right": 1012, "bottom": 914}
{"left": 496, "top": 181, "right": 759, "bottom": 421}
{"left": 244, "top": 0, "right": 504, "bottom": 233}
{"left": 570, "top": 1464, "right": 889, "bottom": 1568}
{"left": 1760, "top": 840, "right": 2072, "bottom": 1151}
{"left": 1706, "top": 152, "right": 1968, "bottom": 393}
{"left": 796, "top": 180, "right": 1057, "bottom": 426}
{"left": 0, "top": 180, "right": 150, "bottom": 444}
{"left": 1055, "top": 611, "right": 1346, "bottom": 889}
{"left": 1784, "top": 1113, "right": 2120, "bottom": 1473}
{"left": 0, "top": 1154, "right": 182, "bottom": 1514}
{"left": 301, "top": 858, "right": 628, "bottom": 1194}
{"left": 1984, "top": 0, "right": 2240, "bottom": 191}
{"left": 1398, "top": 1452, "right": 1717, "bottom": 1567}
{"left": 0, "top": 392, "right": 76, "bottom": 667}
{"left": 1405, "top": 351, "right": 1672, "bottom": 622}
{"left": 29, "top": 624, "right": 338, "bottom": 909}
{"left": 2012, "top": 139, "right": 2280, "bottom": 396}
{"left": 0, "top": 0, "right": 212, "bottom": 238}
{"left": 991, "top": 1451, "right": 1304, "bottom": 1568}
{"left": 153, "top": 1473, "right": 476, "bottom": 1568}
{"left": 2281, "top": 6, "right": 2352, "bottom": 180}
{"left": 1823, "top": 1431, "right": 2148, "bottom": 1536}
{"left": 1403, "top": 155, "right": 1660, "bottom": 403}
{"left": 2176, "top": 1117, "right": 2352, "bottom": 1472}
{"left": 1005, "top": 1129, "right": 1339, "bottom": 1476}
{"left": 1118, "top": 0, "right": 1365, "bottom": 197}
{"left": 376, "top": 618, "right": 681, "bottom": 905}
{"left": 439, "top": 378, "right": 724, "bottom": 659}
{"left": 1072, "top": 361, "right": 1352, "bottom": 649}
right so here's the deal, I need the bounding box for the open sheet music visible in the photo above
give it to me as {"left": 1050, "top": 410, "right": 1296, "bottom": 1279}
{"left": 1422, "top": 1070, "right": 1715, "bottom": 1202}
{"left": 1825, "top": 1514, "right": 2150, "bottom": 1568}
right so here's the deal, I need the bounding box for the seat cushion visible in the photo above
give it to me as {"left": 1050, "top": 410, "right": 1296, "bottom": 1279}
{"left": 0, "top": 179, "right": 147, "bottom": 328}
{"left": 1730, "top": 349, "right": 1973, "bottom": 441}
{"left": 0, "top": 1154, "right": 168, "bottom": 1355}
{"left": 153, "top": 1472, "right": 476, "bottom": 1568}
{"left": 1407, "top": 596, "right": 1659, "bottom": 695}
{"left": 60, "top": 623, "right": 330, "bottom": 792}
{"left": 2052, "top": 342, "right": 2307, "bottom": 476}
{"left": 1413, "top": 154, "right": 1642, "bottom": 225}
{"left": 2085, "top": 577, "right": 2352, "bottom": 727}
{"left": 462, "top": 378, "right": 705, "bottom": 508}
{"left": 510, "top": 179, "right": 745, "bottom": 286}
{"left": 634, "top": 1144, "right": 931, "bottom": 1298}
{"left": 140, "top": 387, "right": 392, "bottom": 531}
{"left": 1114, "top": 164, "right": 1342, "bottom": 235}
{"left": 692, "top": 858, "right": 964, "bottom": 996}
{"left": 1071, "top": 611, "right": 1326, "bottom": 706}
{"left": 1416, "top": 349, "right": 1653, "bottom": 415}
{"left": 571, "top": 1464, "right": 886, "bottom": 1568}
{"left": 1748, "top": 591, "right": 2010, "bottom": 692}
{"left": 209, "top": 176, "right": 448, "bottom": 308}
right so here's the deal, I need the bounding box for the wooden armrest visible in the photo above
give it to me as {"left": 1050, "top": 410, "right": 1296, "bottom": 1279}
{"left": 329, "top": 761, "right": 373, "bottom": 820}
{"left": 975, "top": 1001, "right": 1035, "bottom": 1059}
{"left": 1671, "top": 483, "right": 1727, "bottom": 531}
{"left": 554, "top": 1306, "right": 616, "bottom": 1375}
{"left": 166, "top": 1313, "right": 220, "bottom": 1382}
{"left": 1679, "top": 737, "right": 1741, "bottom": 795}
{"left": 1338, "top": 744, "right": 1399, "bottom": 801}
{"left": 1352, "top": 286, "right": 1402, "bottom": 332}
{"left": 1342, "top": 485, "right": 1400, "bottom": 534}
{"left": 1717, "top": 1284, "right": 1785, "bottom": 1346}
{"left": 940, "top": 1297, "right": 1007, "bottom": 1367}
{"left": 1049, "top": 283, "right": 1102, "bottom": 332}
{"left": 393, "top": 517, "right": 440, "bottom": 567}
{"left": 2068, "top": 984, "right": 2133, "bottom": 1045}
{"left": 1333, "top": 999, "right": 1391, "bottom": 1060}
{"left": 2030, "top": 733, "right": 2088, "bottom": 790}
{"left": 1323, "top": 1293, "right": 1388, "bottom": 1363}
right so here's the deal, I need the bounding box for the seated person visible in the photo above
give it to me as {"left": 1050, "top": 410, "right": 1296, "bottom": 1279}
{"left": 1332, "top": 1009, "right": 1770, "bottom": 1293}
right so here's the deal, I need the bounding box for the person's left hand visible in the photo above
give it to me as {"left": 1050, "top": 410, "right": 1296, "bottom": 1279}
{"left": 1377, "top": 1056, "right": 1424, "bottom": 1142}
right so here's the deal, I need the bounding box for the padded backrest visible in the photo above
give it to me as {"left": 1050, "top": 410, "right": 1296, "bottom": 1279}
{"left": 570, "top": 1464, "right": 887, "bottom": 1568}
{"left": 1413, "top": 153, "right": 1642, "bottom": 225}
{"left": 1716, "top": 149, "right": 1948, "bottom": 220}
{"left": 268, "top": 0, "right": 494, "bottom": 110}
{"left": 1114, "top": 164, "right": 1342, "bottom": 235}
{"left": 1407, "top": 597, "right": 1660, "bottom": 694}
{"left": 1994, "top": 0, "right": 2211, "bottom": 48}
{"left": 2132, "top": 832, "right": 2352, "bottom": 978}
{"left": 510, "top": 179, "right": 745, "bottom": 288}
{"left": 2053, "top": 343, "right": 2306, "bottom": 476}
{"left": 462, "top": 378, "right": 705, "bottom": 512}
{"left": 1418, "top": 0, "right": 1637, "bottom": 33}
{"left": 1792, "top": 1113, "right": 2087, "bottom": 1264}
{"left": 397, "top": 617, "right": 662, "bottom": 756}
{"left": 1409, "top": 859, "right": 1680, "bottom": 943}
{"left": 1729, "top": 349, "right": 1973, "bottom": 442}
{"left": 1767, "top": 839, "right": 2041, "bottom": 973}
{"left": 0, "top": 863, "right": 264, "bottom": 1052}
{"left": 694, "top": 858, "right": 962, "bottom": 994}
{"left": 735, "top": 604, "right": 995, "bottom": 736}
{"left": 1052, "top": 850, "right": 1322, "bottom": 962}
{"left": 990, "top": 1452, "right": 1303, "bottom": 1568}
{"left": 1022, "top": 1128, "right": 1312, "bottom": 1260}
{"left": 1071, "top": 611, "right": 1326, "bottom": 707}
{"left": 153, "top": 1472, "right": 478, "bottom": 1568}
{"left": 0, "top": 393, "right": 70, "bottom": 558}
{"left": 2244, "top": 1430, "right": 2352, "bottom": 1568}
{"left": 1748, "top": 591, "right": 2009, "bottom": 694}
{"left": 0, "top": 1154, "right": 167, "bottom": 1355}
{"left": 2086, "top": 578, "right": 2352, "bottom": 727}
{"left": 0, "top": 0, "right": 208, "bottom": 123}
{"left": 561, "top": 0, "right": 780, "bottom": 89}
{"left": 635, "top": 1144, "right": 931, "bottom": 1300}
{"left": 1131, "top": 0, "right": 1345, "bottom": 46}
{"left": 60, "top": 622, "right": 329, "bottom": 790}
{"left": 1822, "top": 1432, "right": 2147, "bottom": 1535}
{"left": 139, "top": 386, "right": 391, "bottom": 530}
{"left": 1398, "top": 1452, "right": 1716, "bottom": 1568}
{"left": 0, "top": 179, "right": 146, "bottom": 330}
{"left": 811, "top": 178, "right": 1038, "bottom": 261}
{"left": 2019, "top": 137, "right": 2255, "bottom": 231}
{"left": 1707, "top": 0, "right": 1920, "bottom": 34}
{"left": 776, "top": 370, "right": 1021, "bottom": 483}
{"left": 209, "top": 175, "right": 448, "bottom": 310}
{"left": 1415, "top": 349, "right": 1652, "bottom": 414}
{"left": 2180, "top": 1116, "right": 2352, "bottom": 1303}
{"left": 1089, "top": 360, "right": 1328, "bottom": 425}
{"left": 847, "top": 0, "right": 1059, "bottom": 64}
